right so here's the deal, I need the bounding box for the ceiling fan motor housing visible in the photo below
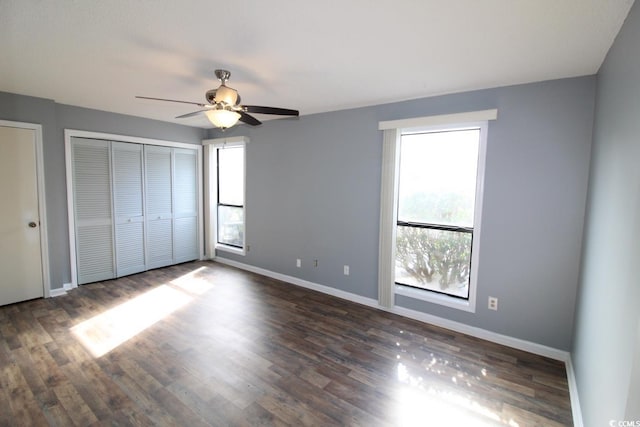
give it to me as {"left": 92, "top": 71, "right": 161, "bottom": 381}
{"left": 213, "top": 85, "right": 240, "bottom": 106}
{"left": 205, "top": 89, "right": 217, "bottom": 103}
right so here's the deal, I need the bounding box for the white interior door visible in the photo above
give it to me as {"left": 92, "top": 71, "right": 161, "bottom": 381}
{"left": 0, "top": 126, "right": 44, "bottom": 305}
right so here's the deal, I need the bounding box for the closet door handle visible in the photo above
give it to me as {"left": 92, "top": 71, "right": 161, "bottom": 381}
{"left": 28, "top": 221, "right": 37, "bottom": 228}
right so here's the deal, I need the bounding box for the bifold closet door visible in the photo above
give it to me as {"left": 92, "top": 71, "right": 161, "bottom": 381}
{"left": 145, "top": 145, "right": 174, "bottom": 269}
{"left": 71, "top": 138, "right": 115, "bottom": 284}
{"left": 173, "top": 148, "right": 199, "bottom": 263}
{"left": 71, "top": 138, "right": 199, "bottom": 284}
{"left": 112, "top": 142, "right": 146, "bottom": 276}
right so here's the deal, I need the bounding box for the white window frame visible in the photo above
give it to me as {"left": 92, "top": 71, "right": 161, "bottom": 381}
{"left": 378, "top": 110, "right": 496, "bottom": 313}
{"left": 203, "top": 136, "right": 249, "bottom": 257}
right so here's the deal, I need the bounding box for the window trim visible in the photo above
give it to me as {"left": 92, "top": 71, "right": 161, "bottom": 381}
{"left": 378, "top": 110, "right": 496, "bottom": 313}
{"left": 203, "top": 136, "right": 249, "bottom": 257}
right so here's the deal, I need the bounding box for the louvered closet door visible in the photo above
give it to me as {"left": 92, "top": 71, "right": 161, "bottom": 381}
{"left": 173, "top": 148, "right": 199, "bottom": 263}
{"left": 71, "top": 138, "right": 115, "bottom": 284}
{"left": 145, "top": 145, "right": 174, "bottom": 269}
{"left": 112, "top": 142, "right": 146, "bottom": 276}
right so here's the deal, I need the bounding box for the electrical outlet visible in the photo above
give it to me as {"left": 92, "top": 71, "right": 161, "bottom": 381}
{"left": 296, "top": 259, "right": 301, "bottom": 268}
{"left": 344, "top": 265, "right": 350, "bottom": 275}
{"left": 488, "top": 297, "right": 498, "bottom": 311}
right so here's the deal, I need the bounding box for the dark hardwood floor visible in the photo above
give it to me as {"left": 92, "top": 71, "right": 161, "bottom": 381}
{"left": 0, "top": 261, "right": 572, "bottom": 426}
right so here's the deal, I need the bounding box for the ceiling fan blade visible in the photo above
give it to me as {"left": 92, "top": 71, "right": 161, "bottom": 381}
{"left": 136, "top": 96, "right": 206, "bottom": 107}
{"left": 239, "top": 111, "right": 262, "bottom": 126}
{"left": 242, "top": 105, "right": 299, "bottom": 116}
{"left": 176, "top": 109, "right": 209, "bottom": 119}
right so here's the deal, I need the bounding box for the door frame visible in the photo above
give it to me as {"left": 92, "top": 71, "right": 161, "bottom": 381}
{"left": 0, "top": 120, "right": 51, "bottom": 297}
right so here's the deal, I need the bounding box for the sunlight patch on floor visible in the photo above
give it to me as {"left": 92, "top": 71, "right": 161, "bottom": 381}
{"left": 170, "top": 266, "right": 214, "bottom": 295}
{"left": 394, "top": 359, "right": 520, "bottom": 426}
{"left": 394, "top": 384, "right": 502, "bottom": 427}
{"left": 71, "top": 284, "right": 192, "bottom": 357}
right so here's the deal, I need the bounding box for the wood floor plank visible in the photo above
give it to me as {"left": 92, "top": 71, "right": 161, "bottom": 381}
{"left": 0, "top": 260, "right": 573, "bottom": 426}
{"left": 11, "top": 347, "right": 59, "bottom": 411}
{"left": 40, "top": 403, "right": 76, "bottom": 427}
{"left": 149, "top": 386, "right": 212, "bottom": 427}
{"left": 107, "top": 407, "right": 155, "bottom": 427}
{"left": 108, "top": 367, "right": 182, "bottom": 426}
{"left": 0, "top": 381, "right": 16, "bottom": 425}
{"left": 52, "top": 381, "right": 99, "bottom": 426}
{"left": 60, "top": 363, "right": 117, "bottom": 421}
{"left": 2, "top": 361, "right": 50, "bottom": 425}
{"left": 241, "top": 401, "right": 290, "bottom": 427}
{"left": 117, "top": 356, "right": 165, "bottom": 396}
{"left": 166, "top": 375, "right": 239, "bottom": 426}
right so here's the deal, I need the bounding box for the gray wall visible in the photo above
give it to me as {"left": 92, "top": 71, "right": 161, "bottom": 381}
{"left": 572, "top": 0, "right": 640, "bottom": 424}
{"left": 212, "top": 76, "right": 596, "bottom": 350}
{"left": 0, "top": 76, "right": 598, "bottom": 354}
{"left": 0, "top": 91, "right": 205, "bottom": 289}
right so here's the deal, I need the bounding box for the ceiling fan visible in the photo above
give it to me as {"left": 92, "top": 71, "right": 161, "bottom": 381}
{"left": 136, "top": 69, "right": 299, "bottom": 129}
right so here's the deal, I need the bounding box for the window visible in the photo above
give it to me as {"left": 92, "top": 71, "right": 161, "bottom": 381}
{"left": 217, "top": 146, "right": 244, "bottom": 248}
{"left": 203, "top": 136, "right": 248, "bottom": 256}
{"left": 378, "top": 110, "right": 495, "bottom": 312}
{"left": 396, "top": 128, "right": 480, "bottom": 299}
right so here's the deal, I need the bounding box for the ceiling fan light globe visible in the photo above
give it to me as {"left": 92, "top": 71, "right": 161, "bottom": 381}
{"left": 205, "top": 109, "right": 241, "bottom": 129}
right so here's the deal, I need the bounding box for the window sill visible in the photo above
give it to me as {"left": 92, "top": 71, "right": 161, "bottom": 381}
{"left": 215, "top": 244, "right": 246, "bottom": 256}
{"left": 395, "top": 284, "right": 476, "bottom": 313}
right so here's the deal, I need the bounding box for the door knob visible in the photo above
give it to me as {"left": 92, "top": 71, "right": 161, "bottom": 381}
{"left": 28, "top": 221, "right": 37, "bottom": 228}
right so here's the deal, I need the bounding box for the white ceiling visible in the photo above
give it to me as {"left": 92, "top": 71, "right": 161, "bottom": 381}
{"left": 0, "top": 0, "right": 635, "bottom": 128}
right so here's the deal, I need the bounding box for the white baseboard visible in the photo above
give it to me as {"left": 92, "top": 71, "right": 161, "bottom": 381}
{"left": 49, "top": 288, "right": 67, "bottom": 297}
{"left": 213, "top": 256, "right": 380, "bottom": 309}
{"left": 49, "top": 282, "right": 76, "bottom": 298}
{"left": 212, "top": 257, "right": 570, "bottom": 362}
{"left": 389, "top": 305, "right": 570, "bottom": 362}
{"left": 565, "top": 357, "right": 584, "bottom": 427}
